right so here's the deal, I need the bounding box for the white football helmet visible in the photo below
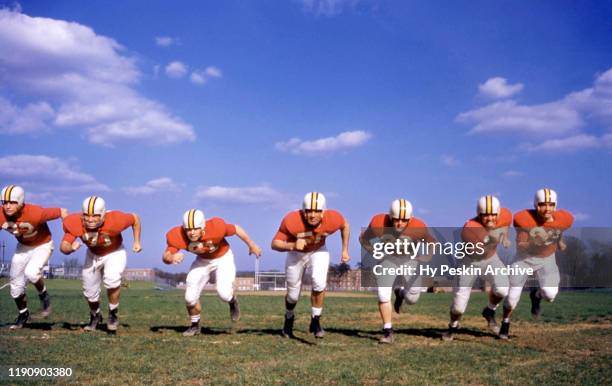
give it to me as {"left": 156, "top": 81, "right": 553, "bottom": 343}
{"left": 389, "top": 199, "right": 413, "bottom": 220}
{"left": 477, "top": 195, "right": 500, "bottom": 215}
{"left": 534, "top": 188, "right": 557, "bottom": 208}
{"left": 302, "top": 192, "right": 326, "bottom": 211}
{"left": 183, "top": 209, "right": 205, "bottom": 229}
{"left": 82, "top": 196, "right": 106, "bottom": 219}
{"left": 1, "top": 185, "right": 25, "bottom": 206}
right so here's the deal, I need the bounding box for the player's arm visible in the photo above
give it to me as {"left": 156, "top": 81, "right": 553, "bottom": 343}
{"left": 60, "top": 218, "right": 80, "bottom": 254}
{"left": 358, "top": 227, "right": 375, "bottom": 255}
{"left": 234, "top": 225, "right": 262, "bottom": 257}
{"left": 60, "top": 236, "right": 80, "bottom": 255}
{"left": 271, "top": 219, "right": 298, "bottom": 252}
{"left": 131, "top": 213, "right": 142, "bottom": 253}
{"left": 41, "top": 207, "right": 67, "bottom": 222}
{"left": 340, "top": 220, "right": 350, "bottom": 263}
{"left": 162, "top": 248, "right": 184, "bottom": 265}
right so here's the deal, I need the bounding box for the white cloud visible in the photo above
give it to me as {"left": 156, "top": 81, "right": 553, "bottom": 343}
{"left": 478, "top": 77, "right": 524, "bottom": 99}
{"left": 155, "top": 36, "right": 176, "bottom": 47}
{"left": 457, "top": 100, "right": 582, "bottom": 136}
{"left": 190, "top": 71, "right": 206, "bottom": 85}
{"left": 195, "top": 185, "right": 286, "bottom": 205}
{"left": 0, "top": 97, "right": 54, "bottom": 134}
{"left": 522, "top": 135, "right": 601, "bottom": 153}
{"left": 275, "top": 130, "right": 371, "bottom": 155}
{"left": 205, "top": 66, "right": 222, "bottom": 78}
{"left": 301, "top": 0, "right": 360, "bottom": 16}
{"left": 190, "top": 66, "right": 222, "bottom": 86}
{"left": 0, "top": 9, "right": 195, "bottom": 145}
{"left": 440, "top": 154, "right": 459, "bottom": 167}
{"left": 124, "top": 177, "right": 180, "bottom": 195}
{"left": 165, "top": 61, "right": 188, "bottom": 78}
{"left": 573, "top": 212, "right": 590, "bottom": 222}
{"left": 502, "top": 170, "right": 524, "bottom": 178}
{"left": 458, "top": 68, "right": 612, "bottom": 143}
{"left": 0, "top": 154, "right": 110, "bottom": 192}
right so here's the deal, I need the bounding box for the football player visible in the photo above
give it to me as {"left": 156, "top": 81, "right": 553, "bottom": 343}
{"left": 163, "top": 209, "right": 262, "bottom": 337}
{"left": 1, "top": 185, "right": 67, "bottom": 329}
{"left": 61, "top": 196, "right": 141, "bottom": 332}
{"left": 360, "top": 199, "right": 435, "bottom": 344}
{"left": 442, "top": 195, "right": 511, "bottom": 341}
{"left": 272, "top": 192, "right": 350, "bottom": 339}
{"left": 500, "top": 188, "right": 573, "bottom": 339}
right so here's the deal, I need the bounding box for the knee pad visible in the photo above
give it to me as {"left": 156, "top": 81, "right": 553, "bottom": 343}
{"left": 24, "top": 266, "right": 42, "bottom": 283}
{"left": 493, "top": 286, "right": 509, "bottom": 298}
{"left": 540, "top": 287, "right": 558, "bottom": 302}
{"left": 377, "top": 287, "right": 392, "bottom": 303}
{"left": 217, "top": 286, "right": 234, "bottom": 303}
{"left": 404, "top": 289, "right": 421, "bottom": 305}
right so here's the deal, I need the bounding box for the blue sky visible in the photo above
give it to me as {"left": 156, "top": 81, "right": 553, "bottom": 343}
{"left": 1, "top": 1, "right": 611, "bottom": 271}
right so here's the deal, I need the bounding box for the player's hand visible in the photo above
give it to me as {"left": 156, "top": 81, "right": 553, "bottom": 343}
{"left": 295, "top": 239, "right": 307, "bottom": 251}
{"left": 172, "top": 253, "right": 184, "bottom": 265}
{"left": 249, "top": 243, "right": 262, "bottom": 257}
{"left": 60, "top": 208, "right": 68, "bottom": 219}
{"left": 502, "top": 238, "right": 512, "bottom": 248}
{"left": 557, "top": 238, "right": 567, "bottom": 251}
{"left": 341, "top": 250, "right": 350, "bottom": 263}
{"left": 71, "top": 241, "right": 81, "bottom": 252}
{"left": 132, "top": 242, "right": 142, "bottom": 253}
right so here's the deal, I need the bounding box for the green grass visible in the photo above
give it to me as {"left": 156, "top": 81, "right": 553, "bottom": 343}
{"left": 0, "top": 280, "right": 611, "bottom": 385}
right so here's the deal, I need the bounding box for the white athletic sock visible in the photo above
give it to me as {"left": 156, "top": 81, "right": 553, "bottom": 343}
{"left": 190, "top": 315, "right": 201, "bottom": 324}
{"left": 383, "top": 323, "right": 392, "bottom": 329}
{"left": 487, "top": 303, "right": 497, "bottom": 311}
{"left": 19, "top": 308, "right": 28, "bottom": 314}
{"left": 311, "top": 307, "right": 322, "bottom": 317}
{"left": 450, "top": 320, "right": 459, "bottom": 328}
{"left": 503, "top": 317, "right": 510, "bottom": 323}
{"left": 109, "top": 303, "right": 119, "bottom": 311}
{"left": 285, "top": 309, "right": 295, "bottom": 318}
{"left": 92, "top": 308, "right": 101, "bottom": 315}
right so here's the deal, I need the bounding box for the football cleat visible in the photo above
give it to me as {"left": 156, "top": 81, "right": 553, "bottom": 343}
{"left": 498, "top": 321, "right": 510, "bottom": 340}
{"left": 481, "top": 307, "right": 499, "bottom": 334}
{"left": 39, "top": 291, "right": 52, "bottom": 318}
{"left": 107, "top": 308, "right": 119, "bottom": 331}
{"left": 281, "top": 315, "right": 295, "bottom": 339}
{"left": 441, "top": 324, "right": 459, "bottom": 341}
{"left": 9, "top": 310, "right": 30, "bottom": 330}
{"left": 379, "top": 328, "right": 394, "bottom": 344}
{"left": 530, "top": 288, "right": 542, "bottom": 319}
{"left": 309, "top": 315, "right": 325, "bottom": 338}
{"left": 183, "top": 323, "right": 201, "bottom": 337}
{"left": 229, "top": 297, "right": 240, "bottom": 322}
{"left": 83, "top": 311, "right": 103, "bottom": 332}
{"left": 393, "top": 288, "right": 404, "bottom": 314}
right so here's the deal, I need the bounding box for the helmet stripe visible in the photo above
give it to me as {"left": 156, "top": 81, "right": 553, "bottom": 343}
{"left": 4, "top": 185, "right": 14, "bottom": 202}
{"left": 486, "top": 195, "right": 492, "bottom": 214}
{"left": 311, "top": 192, "right": 318, "bottom": 211}
{"left": 88, "top": 196, "right": 97, "bottom": 215}
{"left": 545, "top": 188, "right": 550, "bottom": 203}
{"left": 399, "top": 199, "right": 406, "bottom": 219}
{"left": 188, "top": 209, "right": 195, "bottom": 229}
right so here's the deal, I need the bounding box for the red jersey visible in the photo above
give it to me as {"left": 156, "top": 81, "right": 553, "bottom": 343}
{"left": 166, "top": 217, "right": 237, "bottom": 259}
{"left": 62, "top": 211, "right": 135, "bottom": 256}
{"left": 365, "top": 214, "right": 435, "bottom": 243}
{"left": 462, "top": 208, "right": 512, "bottom": 259}
{"left": 513, "top": 209, "right": 574, "bottom": 257}
{"left": 0, "top": 204, "right": 61, "bottom": 246}
{"left": 273, "top": 210, "right": 346, "bottom": 253}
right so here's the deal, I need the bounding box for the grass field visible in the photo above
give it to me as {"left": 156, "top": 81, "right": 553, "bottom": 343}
{"left": 0, "top": 279, "right": 610, "bottom": 385}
